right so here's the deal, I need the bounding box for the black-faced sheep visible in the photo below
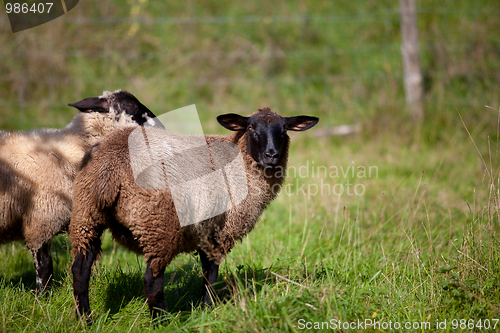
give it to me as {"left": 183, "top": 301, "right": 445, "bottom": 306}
{"left": 69, "top": 108, "right": 318, "bottom": 319}
{"left": 0, "top": 90, "right": 161, "bottom": 291}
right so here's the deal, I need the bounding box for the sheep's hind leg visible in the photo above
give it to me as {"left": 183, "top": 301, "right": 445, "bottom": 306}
{"left": 71, "top": 238, "right": 100, "bottom": 324}
{"left": 198, "top": 250, "right": 220, "bottom": 308}
{"left": 144, "top": 261, "right": 166, "bottom": 319}
{"left": 33, "top": 242, "right": 53, "bottom": 293}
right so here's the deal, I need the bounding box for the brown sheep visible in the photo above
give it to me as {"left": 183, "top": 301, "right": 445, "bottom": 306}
{"left": 69, "top": 108, "right": 318, "bottom": 320}
{"left": 0, "top": 89, "right": 161, "bottom": 291}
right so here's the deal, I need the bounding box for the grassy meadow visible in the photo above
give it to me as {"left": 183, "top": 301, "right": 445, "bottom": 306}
{"left": 1, "top": 0, "right": 500, "bottom": 332}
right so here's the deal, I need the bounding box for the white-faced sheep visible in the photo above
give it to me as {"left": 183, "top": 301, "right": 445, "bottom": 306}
{"left": 69, "top": 107, "right": 318, "bottom": 319}
{"left": 0, "top": 90, "right": 161, "bottom": 291}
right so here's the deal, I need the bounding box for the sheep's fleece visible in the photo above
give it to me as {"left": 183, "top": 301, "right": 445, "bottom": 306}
{"left": 69, "top": 108, "right": 319, "bottom": 319}
{"left": 0, "top": 89, "right": 159, "bottom": 290}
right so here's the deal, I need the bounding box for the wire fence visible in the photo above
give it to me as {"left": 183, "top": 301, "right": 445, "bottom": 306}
{"left": 1, "top": 6, "right": 499, "bottom": 127}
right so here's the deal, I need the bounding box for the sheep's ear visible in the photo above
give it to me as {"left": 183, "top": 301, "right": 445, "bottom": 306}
{"left": 217, "top": 113, "right": 249, "bottom": 131}
{"left": 68, "top": 97, "right": 109, "bottom": 113}
{"left": 285, "top": 116, "right": 319, "bottom": 131}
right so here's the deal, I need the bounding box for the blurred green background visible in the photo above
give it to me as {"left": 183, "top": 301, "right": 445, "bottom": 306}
{"left": 1, "top": 0, "right": 499, "bottom": 140}
{"left": 1, "top": 1, "right": 500, "bottom": 331}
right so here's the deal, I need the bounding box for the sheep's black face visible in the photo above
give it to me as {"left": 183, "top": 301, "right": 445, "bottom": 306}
{"left": 246, "top": 110, "right": 288, "bottom": 167}
{"left": 68, "top": 90, "right": 164, "bottom": 128}
{"left": 217, "top": 108, "right": 319, "bottom": 168}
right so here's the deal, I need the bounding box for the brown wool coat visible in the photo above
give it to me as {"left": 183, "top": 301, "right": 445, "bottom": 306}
{"left": 70, "top": 126, "right": 289, "bottom": 276}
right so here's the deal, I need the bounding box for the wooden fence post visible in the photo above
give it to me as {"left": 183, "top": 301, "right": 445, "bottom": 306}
{"left": 400, "top": 0, "right": 424, "bottom": 123}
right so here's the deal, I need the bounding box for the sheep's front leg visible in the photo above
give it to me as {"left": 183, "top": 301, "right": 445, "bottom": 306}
{"left": 143, "top": 261, "right": 166, "bottom": 319}
{"left": 72, "top": 240, "right": 99, "bottom": 323}
{"left": 33, "top": 242, "right": 53, "bottom": 293}
{"left": 198, "top": 250, "right": 219, "bottom": 308}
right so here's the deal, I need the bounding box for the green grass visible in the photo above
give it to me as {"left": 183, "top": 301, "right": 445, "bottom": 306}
{"left": 1, "top": 116, "right": 500, "bottom": 332}
{"left": 1, "top": 0, "right": 500, "bottom": 331}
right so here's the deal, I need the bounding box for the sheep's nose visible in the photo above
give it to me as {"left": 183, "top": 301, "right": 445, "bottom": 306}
{"left": 264, "top": 151, "right": 279, "bottom": 159}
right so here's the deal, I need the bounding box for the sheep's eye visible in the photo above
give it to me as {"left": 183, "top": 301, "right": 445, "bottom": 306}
{"left": 248, "top": 126, "right": 259, "bottom": 137}
{"left": 248, "top": 125, "right": 254, "bottom": 131}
